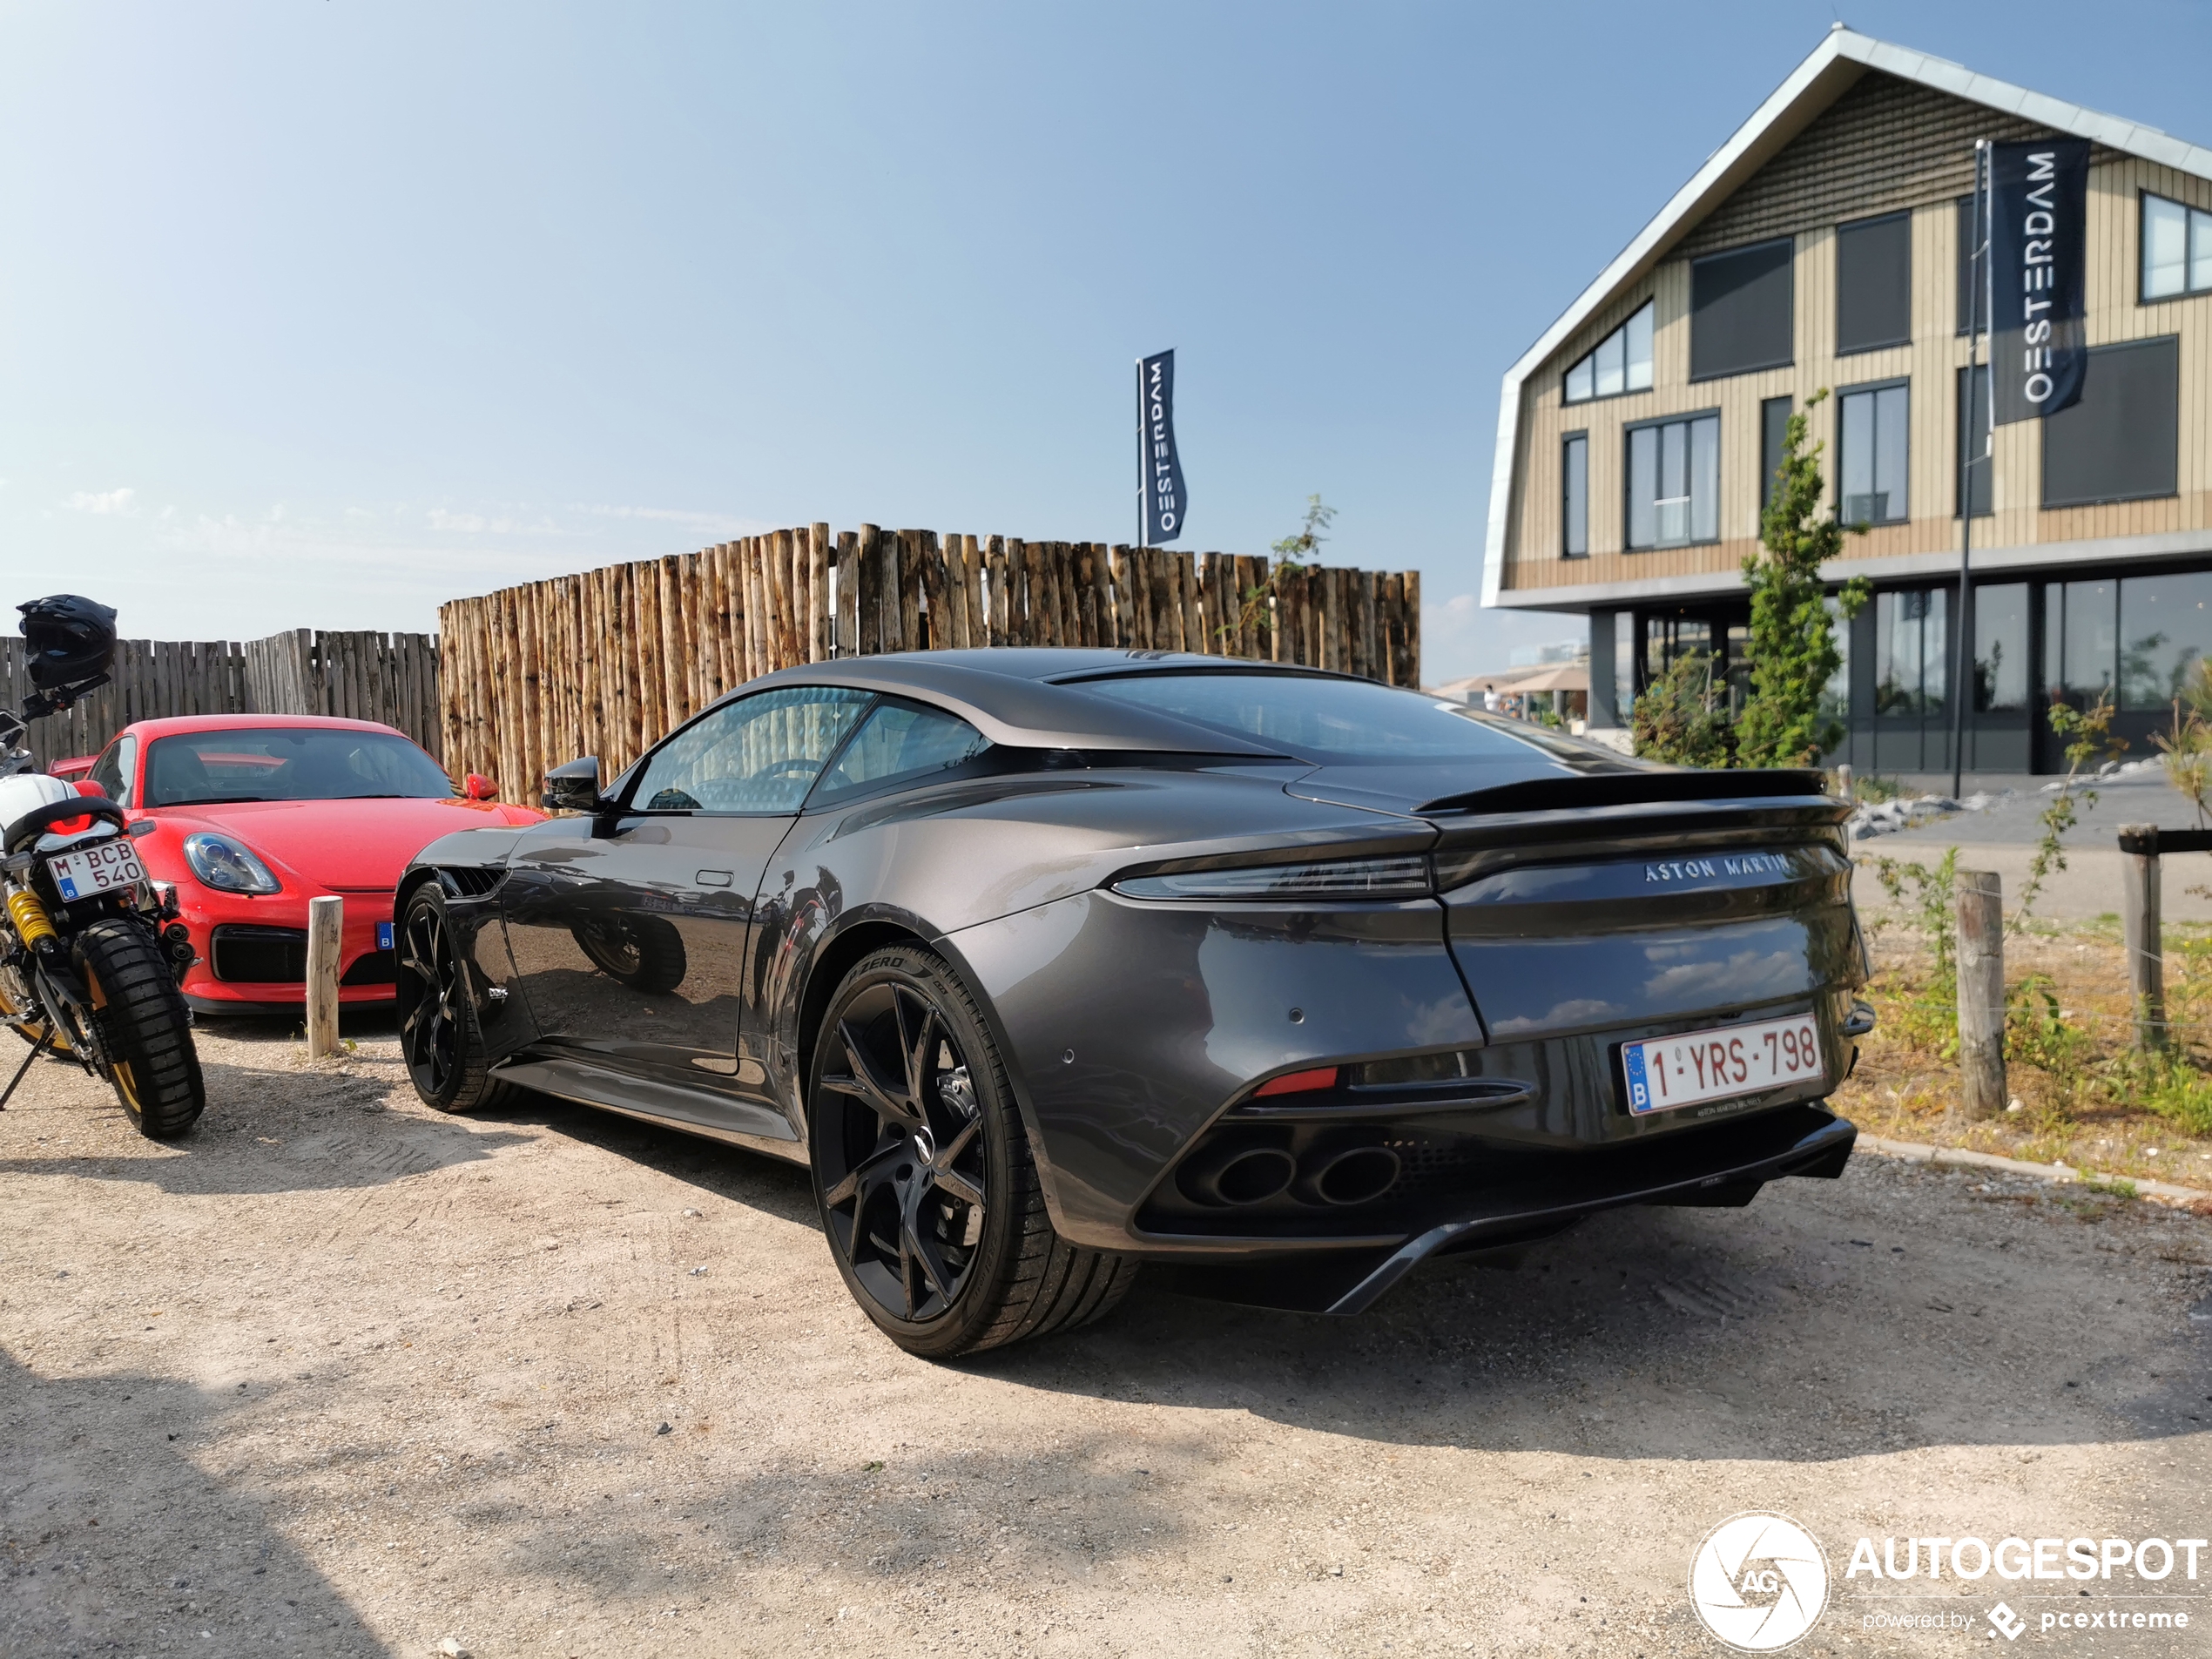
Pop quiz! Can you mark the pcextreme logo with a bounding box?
[1689,1513,1831,1652]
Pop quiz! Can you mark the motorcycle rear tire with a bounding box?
[77,918,205,1139]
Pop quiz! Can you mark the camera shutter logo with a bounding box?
[1689,1513,1830,1651]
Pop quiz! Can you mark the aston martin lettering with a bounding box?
[1644,853,1791,885]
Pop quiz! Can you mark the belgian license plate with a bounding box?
[1622,1013,1824,1115]
[46,840,147,902]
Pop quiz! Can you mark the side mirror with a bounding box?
[541,756,606,814]
[74,779,105,799]
[464,772,499,801]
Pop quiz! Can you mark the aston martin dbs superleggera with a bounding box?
[396,651,1870,1356]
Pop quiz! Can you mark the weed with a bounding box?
[2016,694,2125,927]
[2005,974,2095,1116]
[2117,1050,2212,1137]
[1864,848,1959,1051]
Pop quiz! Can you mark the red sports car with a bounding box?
[78,714,543,1016]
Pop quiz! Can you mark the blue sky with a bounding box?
[4,2,2208,679]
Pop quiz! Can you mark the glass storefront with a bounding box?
[1973,583,2028,712]
[1609,565,2212,773]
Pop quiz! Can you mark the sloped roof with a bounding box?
[1480,26,2212,608]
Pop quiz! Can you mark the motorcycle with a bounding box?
[0,595,204,1137]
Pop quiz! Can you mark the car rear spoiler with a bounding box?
[1417,767,1830,817]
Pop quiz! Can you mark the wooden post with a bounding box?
[306,895,343,1060]
[1953,869,2005,1120]
[2121,824,2167,1050]
[1836,763,1853,801]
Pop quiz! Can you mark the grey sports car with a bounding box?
[396,651,1869,1357]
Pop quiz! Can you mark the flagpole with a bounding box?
[1136,360,1146,550]
[1950,138,1990,801]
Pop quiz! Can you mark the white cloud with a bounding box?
[65,487,137,516]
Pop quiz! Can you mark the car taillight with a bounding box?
[1113,855,1430,900]
[1254,1066,1339,1097]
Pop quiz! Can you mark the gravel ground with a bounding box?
[4,1017,2211,1657]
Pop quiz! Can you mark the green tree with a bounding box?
[1222,495,1335,646]
[1735,390,1870,768]
[1271,494,1334,566]
[1632,648,1735,767]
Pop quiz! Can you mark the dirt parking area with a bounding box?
[4,1020,2212,1658]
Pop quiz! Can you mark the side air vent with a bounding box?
[441,867,506,898]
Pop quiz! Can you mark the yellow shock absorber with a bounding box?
[6,887,58,949]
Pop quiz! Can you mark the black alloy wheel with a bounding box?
[396,884,509,1113]
[817,970,991,1325]
[809,945,1139,1358]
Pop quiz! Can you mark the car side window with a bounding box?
[808,700,990,806]
[630,685,874,814]
[88,737,132,806]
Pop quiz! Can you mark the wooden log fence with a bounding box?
[437,525,1421,804]
[0,630,442,769]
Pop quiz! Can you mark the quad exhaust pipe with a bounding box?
[1177,1138,1402,1208]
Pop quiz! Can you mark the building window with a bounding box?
[1563,301,1653,403]
[2042,579,2117,710]
[1626,413,1719,550]
[1759,395,1793,523]
[1875,588,1948,717]
[2142,193,2212,300]
[1690,238,1793,381]
[1973,582,2027,712]
[2042,336,2179,508]
[1954,365,1991,518]
[2120,570,2212,709]
[2058,572,2212,712]
[1561,433,1588,557]
[1836,211,1912,354]
[1839,381,1909,526]
[1820,596,1851,731]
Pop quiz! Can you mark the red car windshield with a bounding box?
[143,729,455,806]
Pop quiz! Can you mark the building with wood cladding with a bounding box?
[1482,25,2212,773]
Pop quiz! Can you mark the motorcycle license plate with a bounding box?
[1621,1013,1824,1115]
[46,840,147,901]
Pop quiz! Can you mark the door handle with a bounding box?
[697,869,735,887]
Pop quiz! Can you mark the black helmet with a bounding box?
[17,594,118,689]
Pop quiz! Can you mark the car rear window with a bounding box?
[1074,674,1555,761]
[144,729,454,806]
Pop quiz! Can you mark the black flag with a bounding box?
[1990,138,2090,424]
[1139,349,1186,543]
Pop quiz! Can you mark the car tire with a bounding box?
[396,883,512,1114]
[809,944,1138,1359]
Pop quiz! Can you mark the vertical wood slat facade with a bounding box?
[0,631,442,771]
[1503,73,2212,599]
[436,527,1423,800]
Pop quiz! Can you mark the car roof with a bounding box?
[120,713,413,743]
[729,651,1363,755]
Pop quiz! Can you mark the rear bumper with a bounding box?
[1159,1103,1855,1314]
